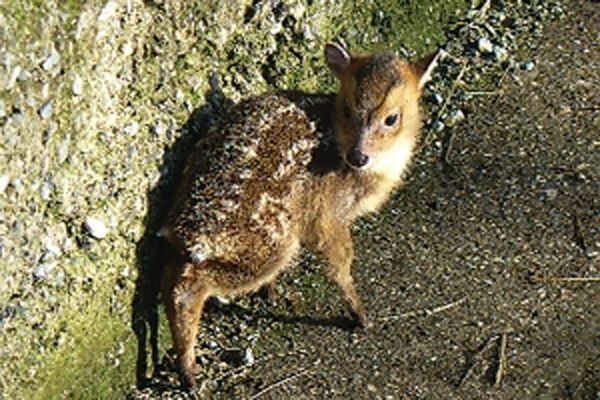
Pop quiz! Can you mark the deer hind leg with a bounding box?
[318,225,370,328]
[163,261,211,390]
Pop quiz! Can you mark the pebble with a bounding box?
[38,100,53,119]
[541,188,558,201]
[124,121,140,136]
[39,181,53,200]
[18,69,31,81]
[33,261,57,280]
[72,75,83,96]
[0,175,9,194]
[493,45,509,62]
[151,121,166,137]
[446,109,465,126]
[7,65,21,89]
[42,48,61,71]
[431,120,445,132]
[244,348,255,365]
[477,37,493,54]
[521,61,535,71]
[433,93,443,105]
[57,139,70,164]
[0,100,5,118]
[11,111,25,125]
[98,1,119,22]
[85,217,109,239]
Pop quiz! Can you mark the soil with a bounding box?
[136,1,599,399]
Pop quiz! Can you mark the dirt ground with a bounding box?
[137,2,599,399]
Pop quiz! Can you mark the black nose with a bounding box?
[346,148,369,168]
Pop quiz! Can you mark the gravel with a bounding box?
[84,217,109,239]
[38,100,53,119]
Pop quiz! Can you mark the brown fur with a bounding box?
[159,43,439,389]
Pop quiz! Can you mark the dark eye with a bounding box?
[343,102,352,119]
[384,113,399,127]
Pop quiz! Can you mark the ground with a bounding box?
[0,0,598,399]
[137,1,599,398]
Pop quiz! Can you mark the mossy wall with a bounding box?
[0,1,467,398]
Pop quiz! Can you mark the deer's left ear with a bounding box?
[412,49,443,91]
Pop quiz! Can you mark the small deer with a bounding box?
[159,42,440,389]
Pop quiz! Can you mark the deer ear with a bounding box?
[413,49,443,90]
[325,42,351,77]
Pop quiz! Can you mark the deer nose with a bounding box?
[346,148,370,169]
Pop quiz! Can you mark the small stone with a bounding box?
[446,109,465,127]
[7,65,21,89]
[0,175,9,194]
[98,1,119,21]
[18,68,31,81]
[72,75,83,96]
[432,120,445,132]
[57,139,70,164]
[0,100,5,118]
[40,181,53,200]
[42,82,50,99]
[244,348,255,365]
[521,61,535,71]
[39,100,53,119]
[151,121,165,137]
[124,122,140,136]
[42,48,61,71]
[11,111,25,125]
[493,45,509,62]
[34,261,57,280]
[433,93,443,105]
[85,216,108,239]
[542,188,558,201]
[477,37,493,54]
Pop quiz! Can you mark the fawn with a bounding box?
[159,41,440,389]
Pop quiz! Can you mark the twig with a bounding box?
[458,334,498,388]
[464,90,503,96]
[476,0,491,21]
[494,331,509,388]
[438,63,468,118]
[250,368,310,399]
[379,297,466,322]
[535,276,600,283]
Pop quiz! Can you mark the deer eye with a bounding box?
[384,113,399,127]
[343,102,352,119]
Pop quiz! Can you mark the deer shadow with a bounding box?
[130,80,347,389]
[130,74,233,388]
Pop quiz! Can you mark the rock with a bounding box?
[0,100,5,118]
[40,181,53,200]
[98,1,119,22]
[72,75,83,95]
[123,122,140,136]
[244,348,255,365]
[432,120,445,132]
[478,37,493,54]
[521,61,535,71]
[33,261,58,280]
[11,111,25,126]
[7,65,21,89]
[38,100,53,119]
[57,138,70,164]
[18,69,31,81]
[446,109,465,126]
[493,45,509,62]
[42,48,61,71]
[84,217,108,239]
[0,175,9,194]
